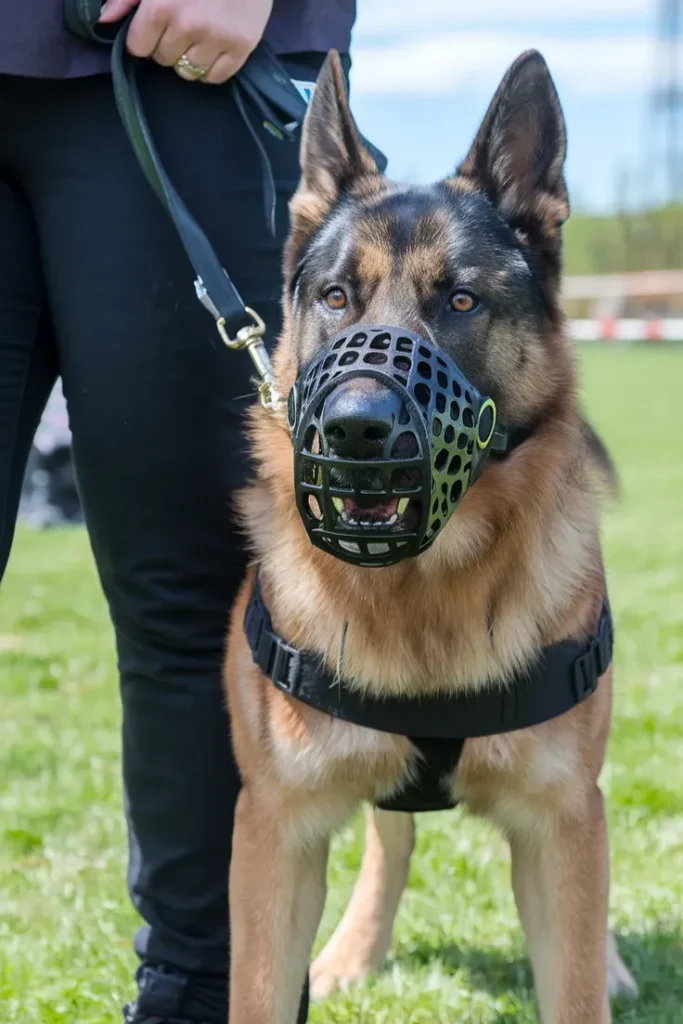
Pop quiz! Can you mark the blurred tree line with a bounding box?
[563,202,683,275]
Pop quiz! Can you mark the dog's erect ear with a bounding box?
[455,51,569,237]
[289,51,381,242]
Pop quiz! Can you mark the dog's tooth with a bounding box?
[388,514,398,525]
[398,498,410,515]
[332,497,344,513]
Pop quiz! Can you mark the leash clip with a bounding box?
[216,307,282,412]
[195,277,282,411]
[215,305,266,350]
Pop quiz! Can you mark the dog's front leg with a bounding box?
[228,785,329,1024]
[509,784,610,1024]
[311,806,414,998]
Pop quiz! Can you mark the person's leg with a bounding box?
[11,64,319,1021]
[0,167,58,580]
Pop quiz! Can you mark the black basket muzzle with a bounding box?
[289,325,499,568]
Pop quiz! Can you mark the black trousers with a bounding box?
[0,58,322,1022]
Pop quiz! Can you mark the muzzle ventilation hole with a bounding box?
[303,425,320,454]
[307,495,322,520]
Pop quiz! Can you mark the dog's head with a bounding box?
[281,47,570,408]
[255,50,581,577]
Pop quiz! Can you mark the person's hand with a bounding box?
[99,0,274,83]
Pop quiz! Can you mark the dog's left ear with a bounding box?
[455,50,569,246]
[288,51,380,247]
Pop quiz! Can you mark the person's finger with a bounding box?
[98,0,139,22]
[202,41,253,85]
[151,24,195,67]
[172,41,218,80]
[125,2,169,58]
[201,52,241,85]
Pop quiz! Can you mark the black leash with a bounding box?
[64,1,386,408]
[109,22,264,338]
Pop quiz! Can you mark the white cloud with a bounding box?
[351,32,655,96]
[354,0,652,37]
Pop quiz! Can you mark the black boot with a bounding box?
[122,963,309,1023]
[122,964,221,1024]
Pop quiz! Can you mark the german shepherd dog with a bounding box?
[224,50,637,1023]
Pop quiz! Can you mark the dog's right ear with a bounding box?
[289,51,380,245]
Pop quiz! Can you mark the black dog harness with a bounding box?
[245,579,613,812]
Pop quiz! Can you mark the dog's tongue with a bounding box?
[344,497,398,521]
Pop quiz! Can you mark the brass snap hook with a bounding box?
[216,308,282,411]
[216,306,266,350]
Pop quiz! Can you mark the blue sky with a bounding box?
[348,0,679,212]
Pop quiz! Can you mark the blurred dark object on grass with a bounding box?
[19,380,83,529]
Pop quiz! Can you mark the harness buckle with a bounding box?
[594,607,613,678]
[573,649,597,700]
[271,640,302,693]
[572,608,612,701]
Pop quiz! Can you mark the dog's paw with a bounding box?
[607,932,638,1000]
[310,950,372,1000]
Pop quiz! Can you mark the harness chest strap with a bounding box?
[244,577,613,812]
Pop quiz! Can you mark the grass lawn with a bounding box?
[1,347,682,1023]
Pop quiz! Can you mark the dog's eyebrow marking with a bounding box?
[447,264,484,285]
[307,211,357,278]
[355,238,393,282]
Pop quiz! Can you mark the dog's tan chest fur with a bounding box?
[245,421,604,705]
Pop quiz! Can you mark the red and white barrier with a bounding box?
[569,319,683,343]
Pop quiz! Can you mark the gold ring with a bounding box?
[174,54,209,81]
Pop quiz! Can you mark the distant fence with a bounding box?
[563,270,683,323]
[563,270,683,304]
[568,319,683,343]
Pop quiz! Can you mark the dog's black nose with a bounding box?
[321,380,402,458]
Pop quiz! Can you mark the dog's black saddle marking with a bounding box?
[244,576,612,813]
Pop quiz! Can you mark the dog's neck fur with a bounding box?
[239,361,605,699]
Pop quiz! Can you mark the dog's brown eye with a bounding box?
[450,290,478,313]
[324,287,347,311]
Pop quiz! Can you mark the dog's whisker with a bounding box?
[334,621,349,682]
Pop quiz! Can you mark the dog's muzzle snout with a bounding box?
[288,325,502,568]
[320,380,403,460]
